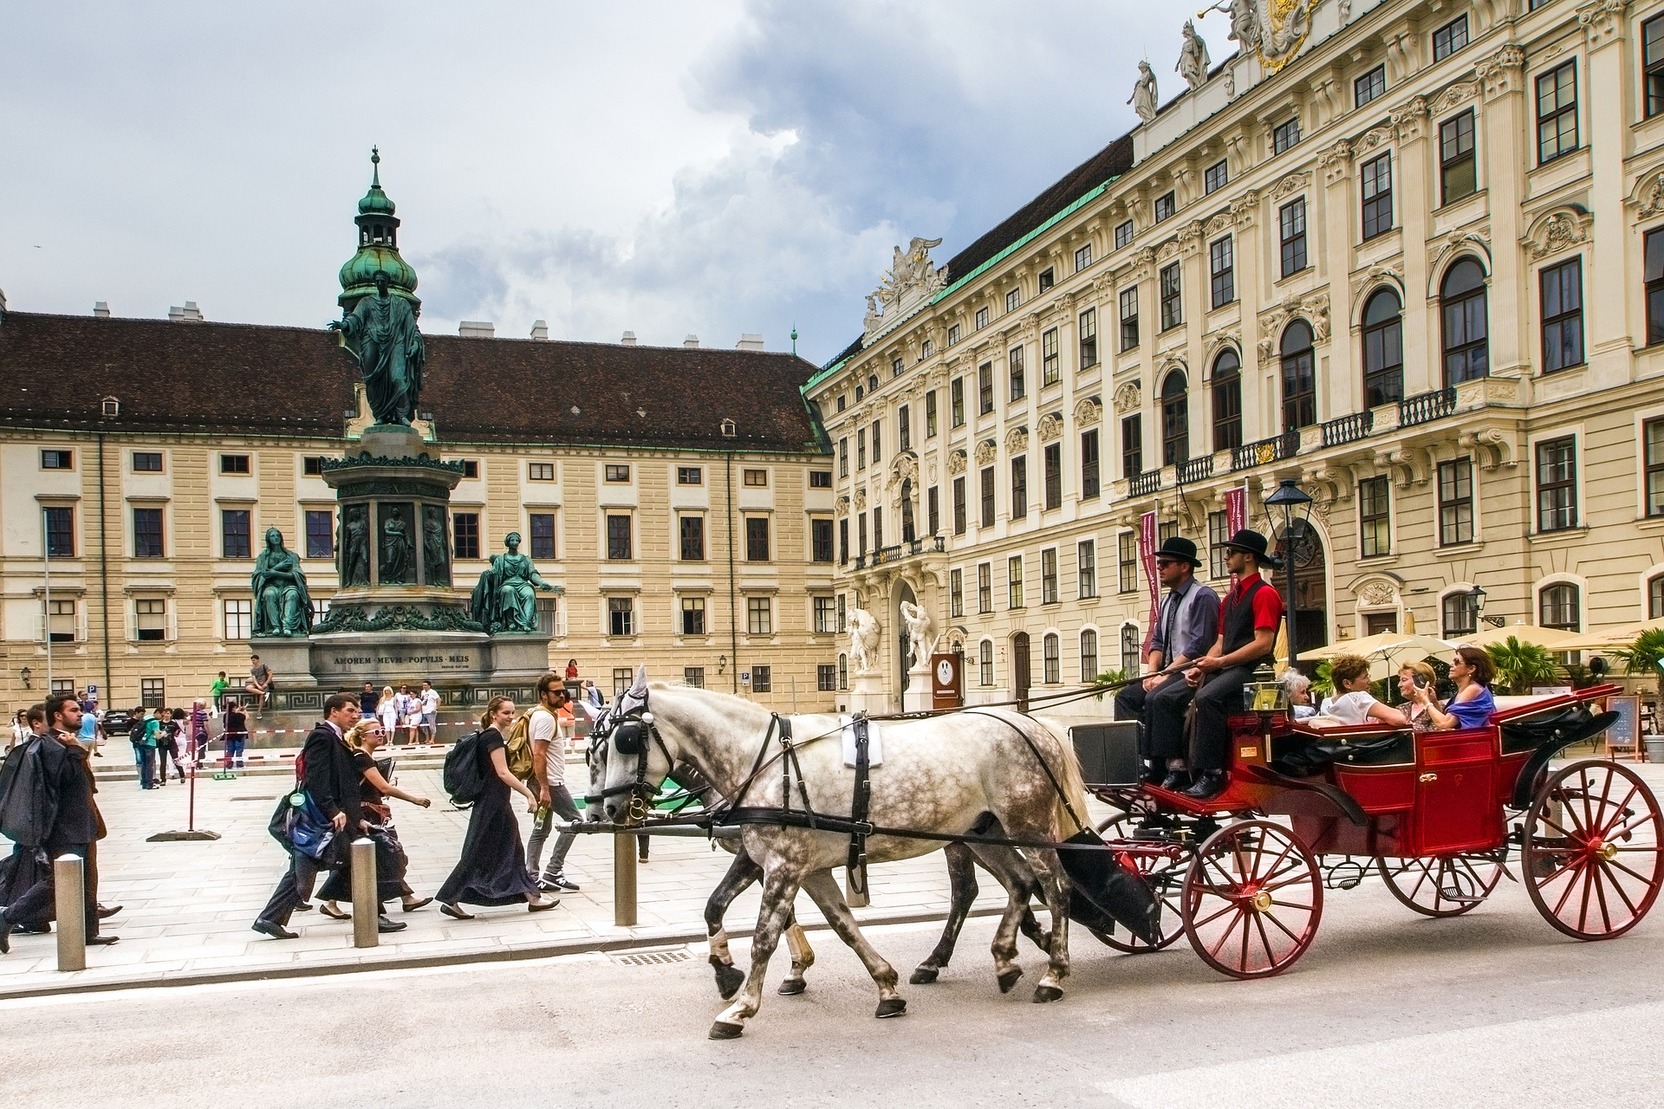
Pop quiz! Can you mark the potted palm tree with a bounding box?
[1610,628,1664,761]
[1484,636,1561,695]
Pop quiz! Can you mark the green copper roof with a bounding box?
[339,149,419,309]
[358,147,396,215]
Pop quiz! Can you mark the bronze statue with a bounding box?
[330,270,426,426]
[338,506,370,588]
[469,532,556,633]
[422,505,450,587]
[380,507,414,584]
[251,528,312,636]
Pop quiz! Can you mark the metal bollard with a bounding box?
[613,832,638,927]
[350,838,378,949]
[54,854,86,972]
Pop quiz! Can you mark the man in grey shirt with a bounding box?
[525,672,581,892]
[1114,537,1221,786]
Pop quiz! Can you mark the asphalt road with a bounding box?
[4,872,1659,1108]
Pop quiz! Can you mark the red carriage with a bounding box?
[1083,683,1664,979]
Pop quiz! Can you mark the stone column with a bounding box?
[1578,3,1635,385]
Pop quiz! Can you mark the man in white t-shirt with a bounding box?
[418,680,440,744]
[525,672,581,892]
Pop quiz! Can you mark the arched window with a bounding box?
[1119,623,1141,676]
[1441,257,1489,385]
[867,374,879,392]
[978,639,995,686]
[1042,633,1061,683]
[1539,582,1581,630]
[1651,574,1664,620]
[1079,629,1099,682]
[1211,349,1242,451]
[1281,320,1316,432]
[1160,371,1189,466]
[1442,591,1478,638]
[1361,288,1404,407]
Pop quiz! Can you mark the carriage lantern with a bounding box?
[1264,478,1314,667]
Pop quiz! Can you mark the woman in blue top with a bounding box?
[1412,645,1497,731]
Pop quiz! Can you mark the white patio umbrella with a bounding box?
[1462,622,1587,650]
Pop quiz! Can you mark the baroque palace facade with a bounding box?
[809,0,1664,712]
[0,170,838,716]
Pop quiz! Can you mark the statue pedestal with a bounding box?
[903,665,933,713]
[846,673,887,715]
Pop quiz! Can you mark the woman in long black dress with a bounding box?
[317,719,434,921]
[438,697,560,919]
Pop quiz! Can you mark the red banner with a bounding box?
[1225,485,1247,536]
[1139,511,1159,655]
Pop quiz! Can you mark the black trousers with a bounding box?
[2,841,98,936]
[1143,673,1202,761]
[1189,664,1258,772]
[257,850,328,927]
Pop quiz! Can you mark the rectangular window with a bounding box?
[1119,286,1139,351]
[41,449,73,470]
[978,362,994,414]
[838,438,849,478]
[1540,257,1584,373]
[1438,458,1474,545]
[980,467,995,528]
[219,453,250,475]
[604,464,630,482]
[1355,64,1386,108]
[608,597,634,637]
[1279,198,1308,278]
[1038,267,1055,292]
[950,568,965,618]
[858,512,867,555]
[814,595,838,634]
[810,470,832,488]
[1204,159,1228,194]
[612,668,634,698]
[975,306,990,330]
[1041,548,1058,604]
[307,508,339,557]
[132,451,163,473]
[1008,347,1025,402]
[529,462,555,481]
[679,514,705,561]
[1121,414,1143,479]
[221,508,251,559]
[1080,629,1099,682]
[871,419,882,463]
[1273,117,1301,154]
[1360,153,1393,239]
[1006,288,1021,313]
[529,512,556,560]
[303,456,324,476]
[1074,243,1093,272]
[978,562,993,613]
[1078,539,1097,599]
[751,665,772,694]
[1536,436,1578,532]
[606,514,632,560]
[742,468,768,488]
[1078,307,1098,368]
[1081,429,1100,499]
[1536,62,1578,164]
[1159,263,1182,331]
[136,598,167,642]
[1647,13,1664,119]
[1043,443,1062,511]
[1209,236,1235,308]
[132,507,164,559]
[872,506,883,550]
[898,405,911,452]
[453,512,480,560]
[927,485,939,536]
[857,429,867,470]
[746,596,772,635]
[892,356,905,378]
[1010,456,1028,520]
[223,598,251,641]
[811,518,834,562]
[839,518,849,563]
[979,641,994,687]
[140,678,166,710]
[1008,556,1024,609]
[1154,191,1175,223]
[1358,476,1391,558]
[925,391,938,437]
[1208,510,1229,579]
[1439,111,1477,205]
[745,517,770,562]
[948,323,962,345]
[1649,229,1664,346]
[44,505,75,559]
[1114,219,1134,250]
[460,461,479,479]
[1041,328,1059,386]
[1432,14,1469,62]
[686,667,707,689]
[953,476,967,535]
[677,465,703,485]
[816,664,836,692]
[1118,532,1138,593]
[680,596,706,636]
[1645,419,1664,517]
[951,377,966,426]
[44,599,75,643]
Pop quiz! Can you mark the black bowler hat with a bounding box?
[1222,528,1283,569]
[1153,536,1202,568]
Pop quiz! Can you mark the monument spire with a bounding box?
[337,148,419,314]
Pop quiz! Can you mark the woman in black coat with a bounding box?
[317,719,434,920]
[437,697,559,918]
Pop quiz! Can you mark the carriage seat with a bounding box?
[1272,719,1414,777]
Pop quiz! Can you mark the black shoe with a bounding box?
[401,896,433,913]
[251,919,298,940]
[1139,763,1165,786]
[96,904,123,920]
[14,922,50,935]
[1181,771,1229,800]
[1159,770,1192,792]
[376,916,407,934]
[87,935,120,946]
[0,915,11,954]
[440,902,474,920]
[540,873,580,893]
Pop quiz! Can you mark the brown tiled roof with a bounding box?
[0,312,825,453]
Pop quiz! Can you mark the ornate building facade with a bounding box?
[808,0,1664,713]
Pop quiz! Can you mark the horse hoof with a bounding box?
[777,977,807,996]
[909,966,941,985]
[1032,984,1064,1004]
[714,964,745,1000]
[875,997,907,1019]
[709,1021,745,1040]
[997,967,1023,994]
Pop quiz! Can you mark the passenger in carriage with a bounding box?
[1311,655,1410,728]
[1411,646,1496,731]
[1396,662,1443,732]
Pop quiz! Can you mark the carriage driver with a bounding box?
[1113,536,1220,788]
[1150,528,1285,800]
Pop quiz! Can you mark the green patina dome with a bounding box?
[338,148,420,310]
[338,246,418,298]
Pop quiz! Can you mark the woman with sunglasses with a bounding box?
[1410,646,1496,731]
[316,719,434,921]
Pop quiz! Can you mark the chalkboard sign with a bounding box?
[1608,695,1640,748]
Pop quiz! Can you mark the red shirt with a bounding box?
[1226,572,1284,632]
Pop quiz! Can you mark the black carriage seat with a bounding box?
[1272,720,1414,778]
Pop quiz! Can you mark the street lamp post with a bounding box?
[1264,478,1314,668]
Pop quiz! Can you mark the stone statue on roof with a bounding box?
[330,269,427,426]
[1177,20,1211,90]
[1129,60,1158,124]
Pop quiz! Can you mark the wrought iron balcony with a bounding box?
[1398,386,1457,428]
[1231,430,1300,472]
[854,535,946,570]
[1177,455,1214,485]
[1128,469,1162,497]
[1320,410,1374,448]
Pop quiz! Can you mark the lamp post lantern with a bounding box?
[1264,478,1314,667]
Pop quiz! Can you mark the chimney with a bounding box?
[620,331,637,346]
[93,301,111,318]
[529,320,549,341]
[736,333,764,351]
[458,320,495,339]
[683,334,700,348]
[168,301,204,322]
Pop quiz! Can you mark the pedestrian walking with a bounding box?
[143,708,167,788]
[221,700,249,769]
[189,700,210,765]
[525,674,581,893]
[316,719,433,921]
[162,708,187,783]
[436,697,560,919]
[9,709,30,752]
[418,680,440,745]
[76,707,103,758]
[127,706,155,790]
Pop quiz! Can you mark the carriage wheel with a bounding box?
[1522,760,1664,940]
[1091,814,1185,953]
[1181,820,1323,979]
[1376,853,1505,918]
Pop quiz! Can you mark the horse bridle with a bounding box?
[583,691,676,824]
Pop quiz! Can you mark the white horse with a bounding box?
[598,680,1087,1039]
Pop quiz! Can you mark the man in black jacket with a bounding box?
[251,692,365,939]
[0,693,114,953]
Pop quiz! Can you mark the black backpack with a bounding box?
[0,738,57,847]
[442,731,487,806]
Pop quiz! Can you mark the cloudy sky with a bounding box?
[2,1,1222,365]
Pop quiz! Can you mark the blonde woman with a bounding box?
[1396,662,1442,732]
[316,719,433,921]
[375,685,398,742]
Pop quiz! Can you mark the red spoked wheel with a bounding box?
[1522,760,1664,940]
[1181,819,1323,979]
[1092,813,1186,953]
[1376,853,1505,918]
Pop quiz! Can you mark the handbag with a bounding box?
[284,789,338,862]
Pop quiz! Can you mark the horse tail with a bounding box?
[1031,714,1090,839]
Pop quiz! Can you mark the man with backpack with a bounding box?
[523,673,581,893]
